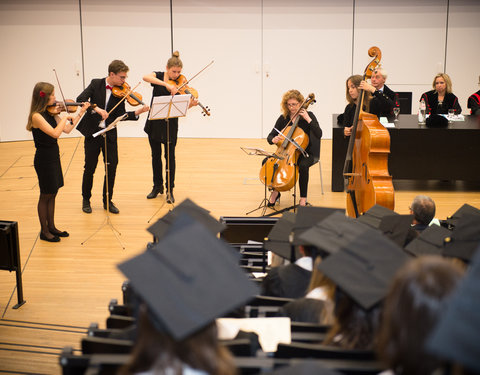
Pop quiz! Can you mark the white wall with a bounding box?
[1,0,479,142]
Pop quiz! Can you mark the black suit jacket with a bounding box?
[76,78,137,140]
[369,84,396,117]
[260,263,311,299]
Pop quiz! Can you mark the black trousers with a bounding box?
[298,154,316,198]
[148,135,175,191]
[82,134,118,202]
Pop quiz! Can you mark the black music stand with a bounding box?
[241,147,283,216]
[147,94,190,222]
[81,114,128,249]
[0,220,26,309]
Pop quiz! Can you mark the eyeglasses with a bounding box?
[287,102,300,107]
[116,74,128,80]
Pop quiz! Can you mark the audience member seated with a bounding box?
[426,251,480,374]
[278,256,335,324]
[117,217,258,375]
[369,67,397,117]
[317,228,411,350]
[467,75,480,115]
[376,256,465,375]
[261,245,315,299]
[420,73,462,115]
[409,195,436,233]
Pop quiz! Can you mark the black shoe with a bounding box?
[40,232,60,242]
[147,186,163,199]
[82,199,92,213]
[267,191,281,207]
[166,191,175,204]
[49,229,69,237]
[104,201,120,214]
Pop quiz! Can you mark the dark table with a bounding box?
[331,114,480,192]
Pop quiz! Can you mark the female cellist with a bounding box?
[266,89,322,207]
[143,51,198,204]
[26,82,90,242]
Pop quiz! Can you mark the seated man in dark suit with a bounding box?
[368,67,397,117]
[261,245,315,299]
[409,195,436,232]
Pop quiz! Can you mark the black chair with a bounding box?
[106,315,135,329]
[81,336,133,355]
[290,321,330,333]
[108,299,130,316]
[244,295,294,317]
[396,91,412,114]
[274,342,376,361]
[59,347,128,375]
[219,217,278,243]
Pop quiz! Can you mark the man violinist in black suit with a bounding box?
[77,60,149,214]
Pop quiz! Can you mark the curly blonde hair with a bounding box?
[281,89,304,118]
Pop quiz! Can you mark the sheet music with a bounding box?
[149,94,191,120]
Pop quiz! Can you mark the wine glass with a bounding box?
[448,109,455,123]
[393,106,400,121]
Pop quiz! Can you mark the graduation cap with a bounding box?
[379,214,416,247]
[291,206,345,246]
[147,198,225,240]
[317,228,411,310]
[356,204,396,229]
[426,114,448,128]
[270,360,342,375]
[264,211,300,261]
[443,203,480,229]
[298,211,371,255]
[443,213,480,262]
[426,246,480,373]
[119,219,259,341]
[404,224,451,257]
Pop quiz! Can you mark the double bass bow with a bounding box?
[259,93,316,192]
[343,46,394,218]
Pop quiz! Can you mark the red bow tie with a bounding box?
[106,85,112,90]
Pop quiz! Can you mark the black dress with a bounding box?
[420,90,462,115]
[32,112,64,194]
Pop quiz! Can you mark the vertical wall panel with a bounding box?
[446,0,480,112]
[79,0,171,137]
[263,0,353,139]
[173,0,262,138]
[0,0,82,142]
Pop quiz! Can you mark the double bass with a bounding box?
[343,47,394,217]
[259,93,316,192]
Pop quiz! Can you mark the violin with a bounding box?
[111,82,145,106]
[167,74,211,116]
[259,93,316,192]
[47,100,96,115]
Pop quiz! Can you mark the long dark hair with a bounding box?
[26,82,54,131]
[324,288,381,350]
[376,256,464,375]
[118,306,237,375]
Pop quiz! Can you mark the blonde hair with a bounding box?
[433,73,453,93]
[346,75,363,104]
[281,89,304,118]
[167,51,183,69]
[26,82,54,131]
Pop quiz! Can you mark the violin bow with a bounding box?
[52,69,73,124]
[175,60,214,92]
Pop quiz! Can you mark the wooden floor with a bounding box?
[0,137,479,374]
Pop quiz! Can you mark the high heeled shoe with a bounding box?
[267,191,281,207]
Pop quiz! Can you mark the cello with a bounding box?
[259,93,316,192]
[343,47,394,218]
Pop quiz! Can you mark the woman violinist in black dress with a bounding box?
[26,82,89,242]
